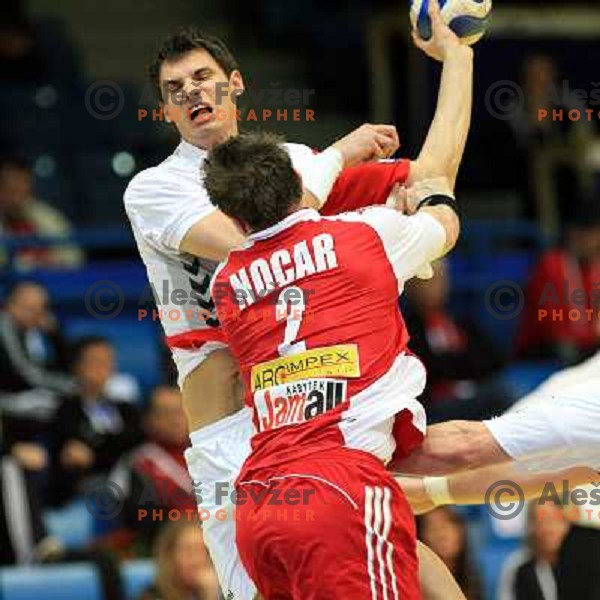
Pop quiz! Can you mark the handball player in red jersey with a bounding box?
[124,1,472,596]
[205,132,460,599]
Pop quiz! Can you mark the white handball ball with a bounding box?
[410,0,492,46]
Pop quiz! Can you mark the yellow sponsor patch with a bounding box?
[251,344,360,391]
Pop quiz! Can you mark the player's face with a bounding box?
[159,49,244,149]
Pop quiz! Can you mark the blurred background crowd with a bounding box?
[1,0,600,598]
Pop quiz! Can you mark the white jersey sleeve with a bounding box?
[124,164,217,252]
[485,391,600,472]
[356,206,447,285]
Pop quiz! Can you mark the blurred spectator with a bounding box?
[0,156,83,269]
[0,448,55,565]
[108,386,194,555]
[475,53,593,231]
[0,2,49,83]
[47,336,142,506]
[515,199,600,364]
[0,446,125,599]
[406,260,514,423]
[0,281,74,454]
[498,501,570,600]
[555,490,600,600]
[518,55,593,231]
[418,507,482,600]
[139,520,219,600]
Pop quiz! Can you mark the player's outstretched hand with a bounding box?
[412,0,467,62]
[332,123,399,167]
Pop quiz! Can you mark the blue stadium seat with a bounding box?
[122,560,155,600]
[503,362,560,398]
[31,261,146,303]
[478,544,521,600]
[63,316,162,394]
[0,564,101,600]
[44,498,95,548]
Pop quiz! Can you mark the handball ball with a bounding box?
[410,0,492,46]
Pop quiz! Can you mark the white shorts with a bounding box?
[184,408,255,600]
[172,341,228,388]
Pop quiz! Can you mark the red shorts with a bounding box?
[235,447,420,600]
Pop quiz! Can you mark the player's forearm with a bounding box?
[410,45,473,188]
[393,420,508,476]
[422,464,598,511]
[448,464,598,505]
[398,464,598,515]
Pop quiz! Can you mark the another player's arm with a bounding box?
[180,210,245,260]
[181,123,400,258]
[403,177,460,257]
[397,462,599,515]
[392,420,507,476]
[407,0,474,189]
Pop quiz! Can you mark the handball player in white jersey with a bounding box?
[124,11,473,598]
[396,349,600,512]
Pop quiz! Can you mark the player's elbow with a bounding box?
[422,206,460,256]
[442,212,460,254]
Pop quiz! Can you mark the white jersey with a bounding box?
[124,139,318,384]
[485,351,600,473]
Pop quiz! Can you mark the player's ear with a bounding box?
[230,70,245,100]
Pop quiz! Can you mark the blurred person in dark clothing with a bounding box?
[0,156,83,269]
[406,260,513,423]
[107,386,195,556]
[47,336,142,506]
[418,507,483,600]
[139,520,219,600]
[0,444,125,600]
[515,199,600,364]
[0,281,74,461]
[0,2,49,83]
[498,501,570,600]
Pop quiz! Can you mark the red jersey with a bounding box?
[212,206,445,469]
[165,159,410,352]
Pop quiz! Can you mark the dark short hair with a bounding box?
[70,335,113,368]
[4,280,45,304]
[148,28,239,101]
[0,155,31,173]
[204,132,303,232]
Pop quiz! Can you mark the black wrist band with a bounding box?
[416,194,459,216]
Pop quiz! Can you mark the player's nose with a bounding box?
[183,80,204,103]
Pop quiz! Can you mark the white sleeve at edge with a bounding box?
[359,207,447,283]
